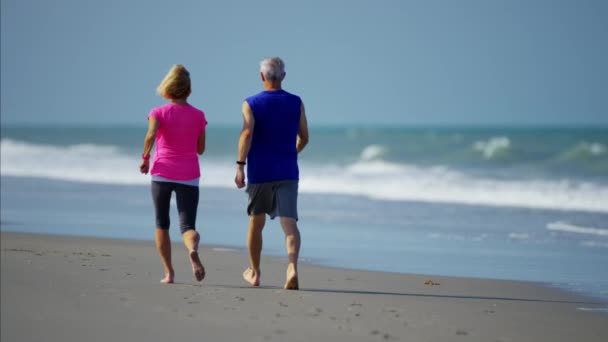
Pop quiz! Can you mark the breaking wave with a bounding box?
[2,138,608,213]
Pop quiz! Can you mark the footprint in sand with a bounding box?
[370,330,396,340]
[307,307,323,317]
[382,307,404,319]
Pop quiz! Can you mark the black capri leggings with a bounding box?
[151,181,199,234]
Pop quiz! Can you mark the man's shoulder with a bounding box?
[253,90,301,101]
[281,90,302,101]
[245,91,266,103]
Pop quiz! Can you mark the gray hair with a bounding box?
[260,57,286,82]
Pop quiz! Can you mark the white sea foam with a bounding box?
[300,160,608,213]
[473,136,510,159]
[2,139,608,213]
[360,144,386,161]
[576,142,606,156]
[577,307,608,313]
[0,139,147,185]
[211,247,238,252]
[508,233,530,240]
[546,221,608,237]
[559,141,607,160]
[580,241,608,248]
[428,233,466,241]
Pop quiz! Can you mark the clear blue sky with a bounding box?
[1,0,607,126]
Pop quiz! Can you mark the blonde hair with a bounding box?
[156,64,191,100]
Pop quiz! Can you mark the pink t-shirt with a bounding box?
[148,103,208,181]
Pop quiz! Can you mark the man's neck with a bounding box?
[263,82,282,91]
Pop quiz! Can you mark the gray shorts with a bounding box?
[246,180,298,221]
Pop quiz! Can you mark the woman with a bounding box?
[140,64,207,284]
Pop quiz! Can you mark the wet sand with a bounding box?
[1,232,607,341]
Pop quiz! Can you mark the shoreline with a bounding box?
[2,228,608,305]
[2,231,607,341]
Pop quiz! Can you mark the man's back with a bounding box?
[245,89,302,184]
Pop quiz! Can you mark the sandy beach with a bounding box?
[1,231,606,342]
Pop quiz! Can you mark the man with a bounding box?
[235,57,309,290]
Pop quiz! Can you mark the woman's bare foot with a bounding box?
[189,251,205,282]
[284,264,298,290]
[242,267,260,286]
[160,273,174,284]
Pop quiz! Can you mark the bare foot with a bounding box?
[284,264,299,290]
[189,251,205,282]
[242,267,260,287]
[160,273,174,284]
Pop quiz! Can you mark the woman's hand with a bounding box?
[140,159,150,174]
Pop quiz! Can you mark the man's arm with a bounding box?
[235,101,255,188]
[296,101,309,153]
[140,117,159,174]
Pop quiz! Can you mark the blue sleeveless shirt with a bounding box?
[245,89,302,184]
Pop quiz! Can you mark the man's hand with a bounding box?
[235,166,246,188]
[140,159,150,174]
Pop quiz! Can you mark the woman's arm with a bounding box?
[197,130,206,155]
[140,117,159,174]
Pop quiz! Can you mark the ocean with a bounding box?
[1,125,607,302]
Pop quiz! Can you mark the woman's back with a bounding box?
[149,103,207,180]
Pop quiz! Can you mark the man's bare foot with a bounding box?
[242,267,260,286]
[160,273,174,284]
[284,264,298,290]
[189,251,205,282]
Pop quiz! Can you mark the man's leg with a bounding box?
[155,228,174,284]
[280,217,301,290]
[243,213,265,286]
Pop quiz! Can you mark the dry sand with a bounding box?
[1,232,607,341]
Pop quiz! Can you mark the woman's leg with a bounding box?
[176,184,205,281]
[151,181,174,283]
[155,229,174,283]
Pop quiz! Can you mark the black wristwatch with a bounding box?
[236,161,246,165]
